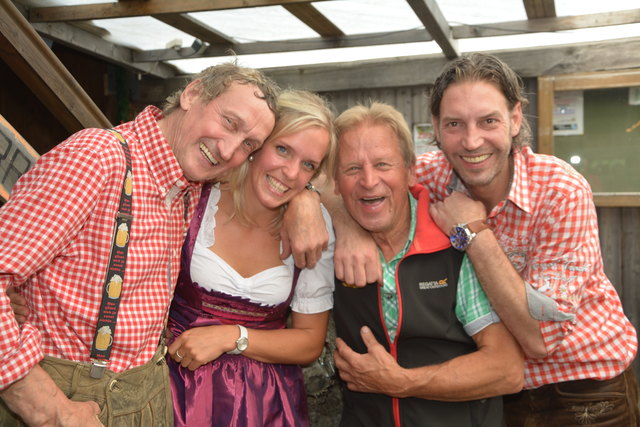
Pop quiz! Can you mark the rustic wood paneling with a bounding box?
[321,85,431,132]
[597,206,640,374]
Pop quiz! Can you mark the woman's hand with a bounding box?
[168,324,237,371]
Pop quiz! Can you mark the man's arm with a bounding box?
[429,191,555,359]
[0,365,102,426]
[281,188,327,269]
[334,324,523,401]
[320,183,381,287]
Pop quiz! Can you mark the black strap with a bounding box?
[89,129,133,378]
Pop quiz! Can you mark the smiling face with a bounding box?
[164,81,276,182]
[335,123,416,242]
[248,126,330,210]
[433,80,522,206]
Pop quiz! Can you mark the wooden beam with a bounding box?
[406,0,459,59]
[133,28,435,61]
[31,21,177,79]
[131,9,640,62]
[454,10,640,38]
[153,14,234,44]
[259,37,640,93]
[0,0,111,133]
[283,3,344,37]
[523,0,556,19]
[30,0,332,22]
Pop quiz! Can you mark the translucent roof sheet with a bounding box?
[15,0,640,73]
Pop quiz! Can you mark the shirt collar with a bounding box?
[446,147,532,216]
[507,146,532,214]
[378,191,417,266]
[133,106,196,197]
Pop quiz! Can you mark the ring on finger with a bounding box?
[176,349,183,359]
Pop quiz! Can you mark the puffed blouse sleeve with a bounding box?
[284,205,335,314]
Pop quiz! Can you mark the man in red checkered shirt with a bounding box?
[326,53,638,426]
[0,63,284,426]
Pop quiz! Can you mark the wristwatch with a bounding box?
[226,325,249,355]
[449,220,490,251]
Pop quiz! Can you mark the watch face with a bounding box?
[450,226,471,251]
[237,337,249,352]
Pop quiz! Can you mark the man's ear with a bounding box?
[431,116,440,140]
[510,102,523,137]
[408,163,417,187]
[180,79,202,111]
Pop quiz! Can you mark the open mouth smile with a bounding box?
[462,154,490,164]
[267,175,289,194]
[200,142,219,166]
[360,196,385,205]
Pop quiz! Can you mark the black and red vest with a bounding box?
[334,185,503,427]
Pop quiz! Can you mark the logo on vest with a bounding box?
[418,278,448,290]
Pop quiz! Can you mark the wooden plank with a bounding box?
[31,21,177,79]
[263,38,640,93]
[133,29,435,61]
[0,0,111,133]
[621,208,640,327]
[325,91,348,115]
[283,3,343,37]
[523,0,556,19]
[153,14,234,44]
[593,194,640,207]
[551,69,640,91]
[597,207,622,295]
[536,76,554,155]
[396,87,414,128]
[406,0,459,59]
[453,10,640,39]
[411,86,429,127]
[30,0,332,22]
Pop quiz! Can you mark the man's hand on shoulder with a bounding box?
[334,223,381,287]
[429,191,487,234]
[281,188,328,269]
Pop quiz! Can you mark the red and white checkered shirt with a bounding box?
[0,106,201,389]
[416,146,637,389]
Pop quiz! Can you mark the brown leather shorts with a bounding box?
[504,367,640,426]
[0,344,173,427]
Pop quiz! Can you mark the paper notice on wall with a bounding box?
[553,90,584,136]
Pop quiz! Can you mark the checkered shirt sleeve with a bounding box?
[455,255,500,336]
[0,132,119,389]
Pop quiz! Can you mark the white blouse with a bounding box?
[190,185,335,314]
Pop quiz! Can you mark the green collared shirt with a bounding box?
[379,192,498,342]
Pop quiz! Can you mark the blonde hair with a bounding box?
[226,89,336,228]
[333,102,415,177]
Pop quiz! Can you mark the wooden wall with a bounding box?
[598,206,640,372]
